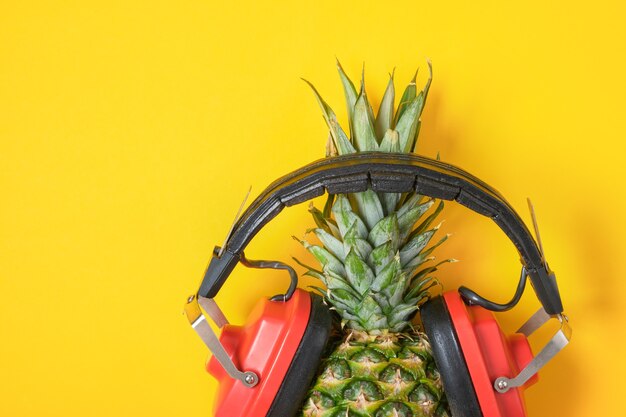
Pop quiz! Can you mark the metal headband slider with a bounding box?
[198,248,240,298]
[529,265,564,315]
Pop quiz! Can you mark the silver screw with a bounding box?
[497,380,508,390]
[245,374,255,385]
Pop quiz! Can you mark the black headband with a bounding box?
[198,152,563,315]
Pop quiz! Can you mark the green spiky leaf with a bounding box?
[303,269,325,281]
[370,254,402,293]
[323,193,335,218]
[329,288,360,312]
[306,285,328,298]
[343,223,374,260]
[395,69,417,124]
[324,269,360,294]
[412,200,445,237]
[314,228,346,261]
[336,59,358,131]
[350,189,384,230]
[368,214,400,251]
[379,129,400,153]
[344,249,375,295]
[352,84,379,151]
[375,71,395,139]
[389,304,420,328]
[399,229,437,266]
[403,234,450,274]
[302,78,355,155]
[378,129,402,216]
[422,60,433,117]
[301,240,345,277]
[398,201,435,240]
[333,120,356,155]
[291,256,323,275]
[332,195,368,239]
[308,204,333,236]
[410,120,423,153]
[354,295,386,328]
[396,91,424,152]
[387,271,410,306]
[367,241,395,275]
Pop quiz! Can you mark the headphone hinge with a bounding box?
[183,294,259,388]
[494,308,571,393]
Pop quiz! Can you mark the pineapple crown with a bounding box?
[296,61,452,334]
[302,59,432,156]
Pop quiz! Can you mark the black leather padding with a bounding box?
[421,296,483,417]
[266,292,332,417]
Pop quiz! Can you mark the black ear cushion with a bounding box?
[421,295,483,417]
[266,292,333,417]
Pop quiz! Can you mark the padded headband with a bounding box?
[198,153,563,315]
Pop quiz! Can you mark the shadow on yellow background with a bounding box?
[2,1,625,416]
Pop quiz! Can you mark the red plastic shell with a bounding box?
[444,291,538,417]
[206,289,311,417]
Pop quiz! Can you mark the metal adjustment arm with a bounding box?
[184,294,259,388]
[493,198,572,393]
[494,308,572,393]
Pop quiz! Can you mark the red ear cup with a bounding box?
[206,289,332,417]
[421,295,482,417]
[266,292,332,416]
[423,291,538,417]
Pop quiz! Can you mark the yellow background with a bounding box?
[1,1,624,416]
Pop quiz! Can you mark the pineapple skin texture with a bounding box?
[301,330,449,417]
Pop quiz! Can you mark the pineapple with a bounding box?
[297,61,452,417]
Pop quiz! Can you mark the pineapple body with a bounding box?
[302,330,449,417]
[298,61,452,417]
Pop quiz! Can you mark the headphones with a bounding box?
[184,152,571,417]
